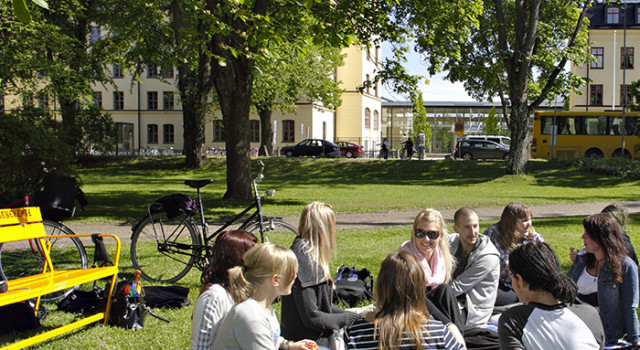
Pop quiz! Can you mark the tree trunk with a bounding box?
[259,107,273,156]
[506,101,530,174]
[60,98,82,154]
[182,96,207,168]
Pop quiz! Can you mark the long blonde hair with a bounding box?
[374,250,430,350]
[497,202,534,249]
[411,208,453,283]
[298,201,336,281]
[227,243,298,302]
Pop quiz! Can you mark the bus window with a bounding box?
[625,116,638,135]
[586,117,607,135]
[541,116,553,134]
[611,117,623,135]
[574,116,587,135]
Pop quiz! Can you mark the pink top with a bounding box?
[400,240,446,289]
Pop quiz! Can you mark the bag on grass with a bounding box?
[0,298,47,334]
[108,270,170,330]
[332,265,373,307]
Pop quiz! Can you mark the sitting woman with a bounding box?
[346,250,464,349]
[499,241,604,349]
[191,230,258,350]
[483,202,543,306]
[214,243,316,350]
[567,213,640,346]
[281,202,361,350]
[399,208,465,330]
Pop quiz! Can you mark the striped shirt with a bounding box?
[191,284,234,350]
[346,317,464,350]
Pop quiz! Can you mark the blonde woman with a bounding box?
[483,202,543,306]
[400,208,465,331]
[213,243,316,350]
[346,250,464,349]
[281,202,361,350]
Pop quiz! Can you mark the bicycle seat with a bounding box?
[184,179,214,189]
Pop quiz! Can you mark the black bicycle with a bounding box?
[130,161,298,283]
[0,169,89,301]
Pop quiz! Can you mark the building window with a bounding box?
[637,7,640,24]
[374,110,379,130]
[147,64,157,78]
[621,47,634,69]
[114,91,124,110]
[621,84,632,106]
[91,26,101,43]
[213,120,225,141]
[147,91,158,110]
[365,74,370,95]
[282,120,294,142]
[163,92,174,110]
[93,91,102,108]
[163,124,174,144]
[113,64,123,78]
[607,7,620,24]
[22,95,33,107]
[591,47,604,69]
[38,94,48,110]
[147,124,158,144]
[160,66,173,78]
[364,108,371,129]
[590,85,603,106]
[250,120,259,142]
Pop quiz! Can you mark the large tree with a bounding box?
[392,0,592,174]
[252,40,344,156]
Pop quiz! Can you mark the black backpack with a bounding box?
[332,265,373,307]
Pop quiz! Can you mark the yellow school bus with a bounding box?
[532,111,640,159]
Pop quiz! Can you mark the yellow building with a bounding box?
[570,3,640,111]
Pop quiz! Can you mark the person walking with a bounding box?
[417,131,426,160]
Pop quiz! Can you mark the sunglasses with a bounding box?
[414,229,439,240]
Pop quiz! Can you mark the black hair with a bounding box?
[509,241,578,303]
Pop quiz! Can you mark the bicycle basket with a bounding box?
[31,174,79,221]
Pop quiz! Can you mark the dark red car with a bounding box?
[335,141,364,158]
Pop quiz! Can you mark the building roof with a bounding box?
[588,2,640,29]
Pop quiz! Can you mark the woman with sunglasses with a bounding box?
[281,202,361,350]
[400,208,465,331]
[566,213,640,346]
[483,202,543,306]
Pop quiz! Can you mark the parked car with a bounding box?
[280,139,341,158]
[335,141,364,158]
[454,139,509,160]
[461,135,511,147]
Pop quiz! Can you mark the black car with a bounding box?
[454,140,509,160]
[280,139,341,158]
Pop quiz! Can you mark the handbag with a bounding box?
[108,270,169,329]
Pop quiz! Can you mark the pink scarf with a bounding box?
[400,240,446,289]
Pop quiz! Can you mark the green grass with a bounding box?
[2,156,640,348]
[4,214,639,349]
[73,157,640,222]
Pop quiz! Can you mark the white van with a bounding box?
[461,135,511,147]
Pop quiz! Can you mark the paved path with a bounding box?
[66,200,640,243]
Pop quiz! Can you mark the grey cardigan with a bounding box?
[280,237,360,349]
[448,233,500,326]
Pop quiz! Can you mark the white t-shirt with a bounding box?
[214,298,281,350]
[191,284,235,350]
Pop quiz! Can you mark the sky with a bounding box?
[380,43,475,102]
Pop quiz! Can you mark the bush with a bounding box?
[568,157,640,179]
[0,107,73,201]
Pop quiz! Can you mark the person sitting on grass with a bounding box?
[566,213,639,347]
[499,241,604,349]
[400,208,466,331]
[191,230,258,350]
[484,202,543,306]
[214,243,316,350]
[448,207,500,326]
[346,250,465,349]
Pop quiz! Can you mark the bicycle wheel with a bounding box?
[0,220,88,301]
[131,211,201,283]
[245,219,299,248]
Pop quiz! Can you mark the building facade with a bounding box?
[570,2,640,111]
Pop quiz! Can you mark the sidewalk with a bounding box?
[66,200,640,243]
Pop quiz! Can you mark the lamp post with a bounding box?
[621,2,627,156]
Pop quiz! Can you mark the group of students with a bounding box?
[189,200,639,350]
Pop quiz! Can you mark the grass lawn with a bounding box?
[2,157,639,348]
[73,157,640,223]
[4,213,640,349]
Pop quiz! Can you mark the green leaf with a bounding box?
[14,0,32,24]
[32,0,49,9]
